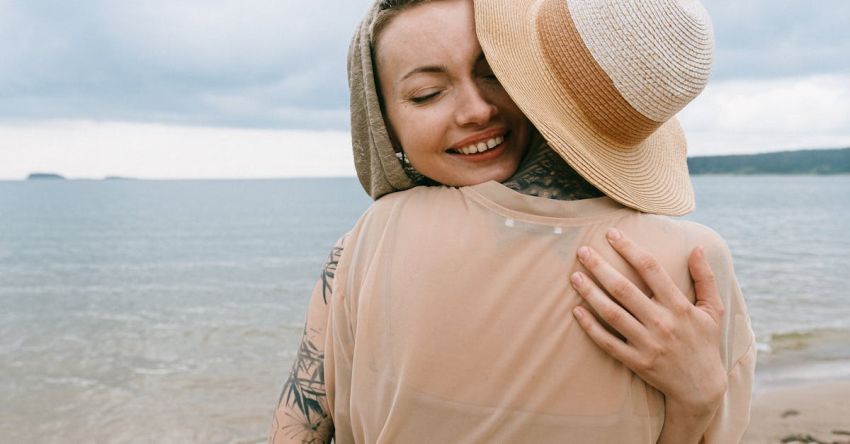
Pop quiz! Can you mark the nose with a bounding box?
[455,81,498,127]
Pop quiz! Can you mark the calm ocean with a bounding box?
[1,176,848,443]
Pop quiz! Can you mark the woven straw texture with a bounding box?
[538,0,660,146]
[568,0,714,121]
[474,0,715,215]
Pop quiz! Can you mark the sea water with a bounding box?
[1,175,848,442]
[684,175,850,389]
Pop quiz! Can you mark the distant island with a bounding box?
[22,173,140,181]
[27,173,66,180]
[688,147,850,175]
[104,176,136,181]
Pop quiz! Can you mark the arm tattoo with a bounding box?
[320,243,343,304]
[272,329,332,443]
[502,139,604,201]
[270,243,345,444]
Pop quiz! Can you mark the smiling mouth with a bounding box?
[447,135,505,155]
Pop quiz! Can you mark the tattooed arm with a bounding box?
[269,238,345,444]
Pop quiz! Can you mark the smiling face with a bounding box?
[374,0,531,187]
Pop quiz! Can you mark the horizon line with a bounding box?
[4,146,848,182]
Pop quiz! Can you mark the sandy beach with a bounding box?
[743,380,850,443]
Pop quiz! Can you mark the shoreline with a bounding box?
[744,379,850,443]
[744,342,850,443]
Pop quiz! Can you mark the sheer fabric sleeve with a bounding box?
[695,228,757,444]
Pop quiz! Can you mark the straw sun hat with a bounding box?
[474,0,714,215]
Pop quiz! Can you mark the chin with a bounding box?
[482,164,519,184]
[424,161,520,187]
[456,167,515,187]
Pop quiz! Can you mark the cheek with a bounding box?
[483,85,529,126]
[390,105,448,157]
[385,102,418,151]
[499,97,532,145]
[493,92,525,120]
[394,114,433,156]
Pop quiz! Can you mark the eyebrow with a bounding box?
[400,65,449,81]
[398,53,489,81]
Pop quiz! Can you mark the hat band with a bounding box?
[537,0,662,147]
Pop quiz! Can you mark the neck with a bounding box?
[502,139,603,200]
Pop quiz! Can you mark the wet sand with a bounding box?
[743,380,850,443]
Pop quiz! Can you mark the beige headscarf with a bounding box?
[348,2,416,200]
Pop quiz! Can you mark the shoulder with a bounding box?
[615,213,736,279]
[372,185,466,207]
[340,185,458,251]
[663,219,739,282]
[674,220,733,262]
[358,185,467,226]
[629,212,731,255]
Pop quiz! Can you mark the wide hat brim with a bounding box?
[475,0,695,216]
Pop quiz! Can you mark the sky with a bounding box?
[1,0,849,179]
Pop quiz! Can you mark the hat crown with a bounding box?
[474,0,703,215]
[567,0,714,123]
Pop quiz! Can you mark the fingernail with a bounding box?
[570,272,583,287]
[607,228,621,243]
[573,307,584,320]
[577,246,590,261]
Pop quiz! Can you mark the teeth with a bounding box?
[456,136,504,155]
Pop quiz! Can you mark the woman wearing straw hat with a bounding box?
[270,0,755,443]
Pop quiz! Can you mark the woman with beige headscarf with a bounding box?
[270,0,754,443]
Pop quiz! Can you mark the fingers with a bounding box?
[689,246,725,320]
[575,245,655,322]
[603,228,686,310]
[572,305,642,369]
[570,270,647,344]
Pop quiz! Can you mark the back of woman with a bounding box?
[327,184,754,443]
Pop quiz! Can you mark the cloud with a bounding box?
[0,0,368,129]
[706,0,850,79]
[680,74,850,155]
[0,0,847,140]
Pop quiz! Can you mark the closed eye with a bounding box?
[410,91,441,104]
